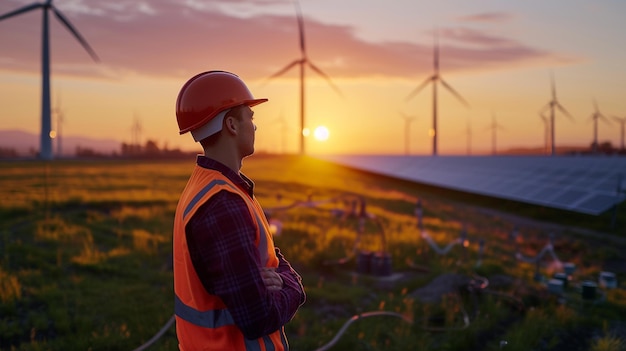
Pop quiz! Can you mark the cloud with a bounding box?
[440,27,518,47]
[456,12,515,23]
[0,0,574,82]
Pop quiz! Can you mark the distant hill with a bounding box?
[0,129,597,158]
[500,145,589,155]
[0,129,121,157]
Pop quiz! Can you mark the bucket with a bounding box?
[599,272,617,289]
[370,252,392,276]
[547,279,563,294]
[563,262,576,276]
[553,272,568,288]
[582,280,597,300]
[356,251,372,274]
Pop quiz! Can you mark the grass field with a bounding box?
[0,155,625,351]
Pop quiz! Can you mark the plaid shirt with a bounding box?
[186,156,305,340]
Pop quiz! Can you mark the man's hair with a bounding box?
[199,105,245,148]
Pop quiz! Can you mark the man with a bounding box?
[173,71,306,351]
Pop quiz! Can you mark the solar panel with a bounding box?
[316,155,626,215]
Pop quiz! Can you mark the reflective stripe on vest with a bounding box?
[175,295,286,351]
[175,294,234,328]
[182,178,271,265]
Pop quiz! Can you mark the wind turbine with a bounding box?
[131,113,143,155]
[540,73,573,156]
[485,112,505,155]
[271,110,290,154]
[264,0,342,155]
[539,112,550,155]
[52,92,65,158]
[612,116,626,151]
[0,0,99,161]
[399,112,417,155]
[588,99,611,154]
[406,31,469,156]
[465,116,472,156]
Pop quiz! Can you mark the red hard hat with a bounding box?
[176,71,268,134]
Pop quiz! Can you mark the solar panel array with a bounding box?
[316,155,626,216]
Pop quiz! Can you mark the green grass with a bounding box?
[0,155,624,351]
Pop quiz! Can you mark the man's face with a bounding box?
[234,105,256,158]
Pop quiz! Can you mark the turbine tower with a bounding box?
[540,73,573,156]
[264,0,342,155]
[399,112,417,155]
[52,92,65,158]
[466,116,472,156]
[0,0,99,161]
[131,113,143,155]
[589,99,611,153]
[613,116,626,151]
[271,111,290,154]
[406,31,469,156]
[539,112,550,155]
[485,112,505,155]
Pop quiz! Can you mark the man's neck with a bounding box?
[202,146,241,173]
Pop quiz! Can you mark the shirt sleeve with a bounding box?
[275,247,306,307]
[186,190,304,339]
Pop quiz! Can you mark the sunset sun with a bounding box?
[313,126,330,141]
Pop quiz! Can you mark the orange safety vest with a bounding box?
[173,165,288,351]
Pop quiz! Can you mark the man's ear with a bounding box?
[224,115,237,134]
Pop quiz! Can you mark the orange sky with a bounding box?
[1,0,625,155]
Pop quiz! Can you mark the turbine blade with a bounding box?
[269,60,302,79]
[599,113,612,124]
[434,30,439,74]
[556,103,574,121]
[399,111,416,120]
[52,6,100,62]
[308,61,343,98]
[0,3,42,21]
[550,71,556,99]
[440,78,470,107]
[294,0,306,55]
[405,76,433,101]
[260,60,302,86]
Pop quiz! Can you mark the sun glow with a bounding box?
[313,126,329,141]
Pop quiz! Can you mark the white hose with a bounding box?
[515,244,562,269]
[314,311,413,351]
[421,230,462,255]
[132,315,175,351]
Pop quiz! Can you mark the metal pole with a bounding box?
[300,62,305,155]
[41,8,52,160]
